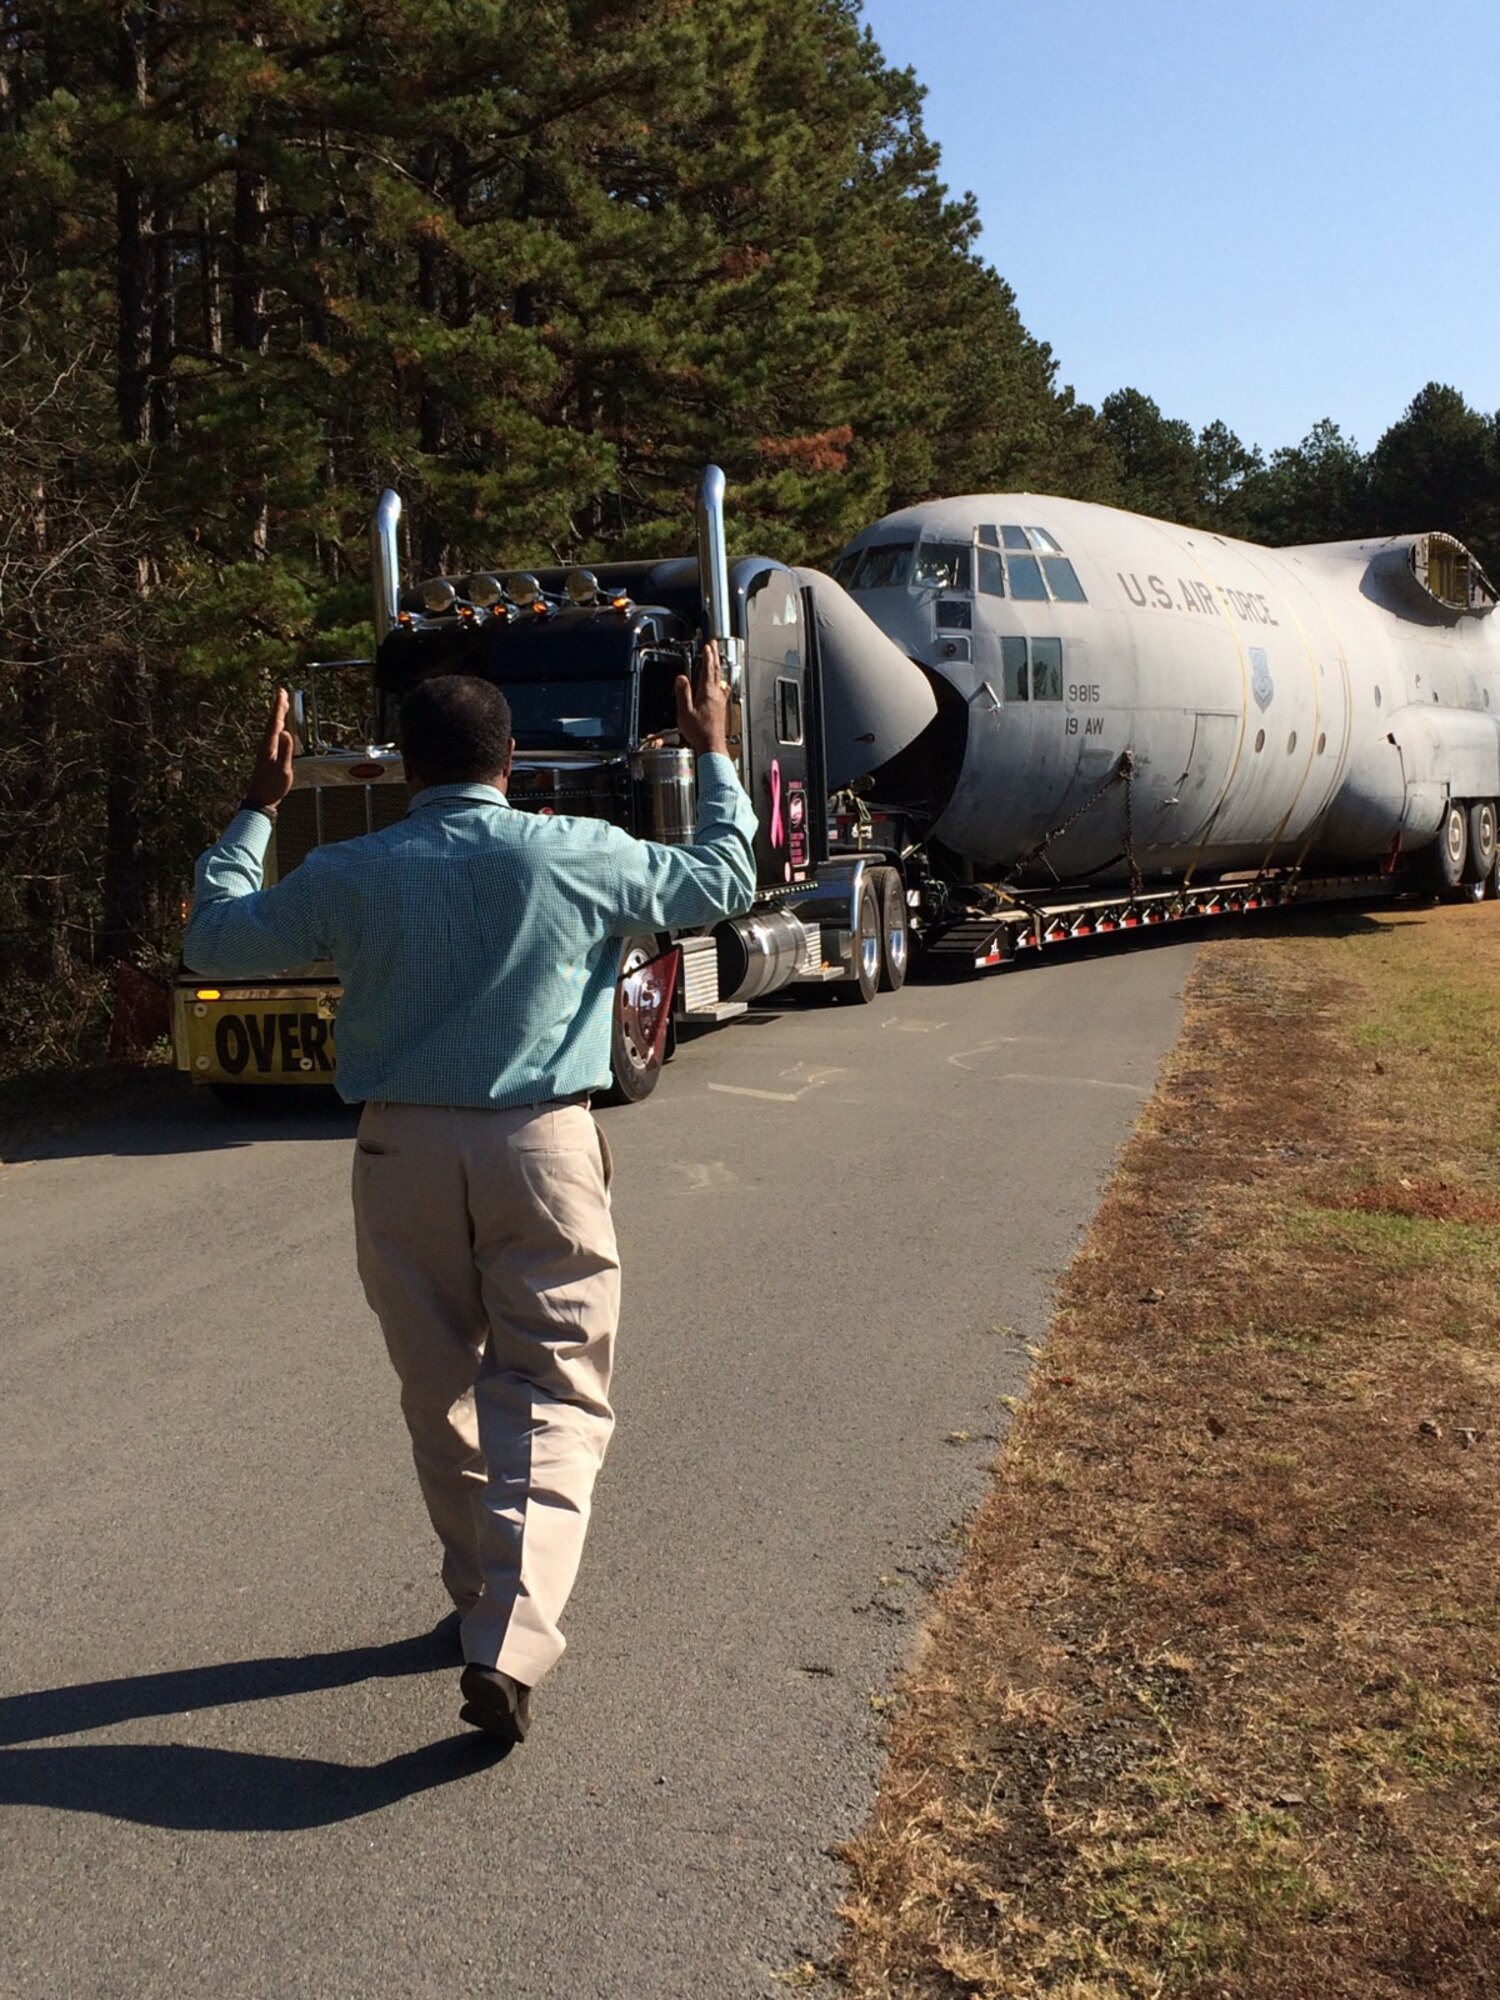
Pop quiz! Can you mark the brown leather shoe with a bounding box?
[459,1663,531,1744]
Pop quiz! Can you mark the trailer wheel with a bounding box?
[876,869,910,992]
[1465,799,1497,883]
[1428,800,1468,893]
[847,877,882,1003]
[600,936,669,1105]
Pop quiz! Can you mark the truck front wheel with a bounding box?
[600,936,671,1105]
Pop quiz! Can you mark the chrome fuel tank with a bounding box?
[630,746,697,844]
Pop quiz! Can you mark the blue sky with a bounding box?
[857,0,1500,456]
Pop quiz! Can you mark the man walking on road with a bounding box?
[185,651,756,1744]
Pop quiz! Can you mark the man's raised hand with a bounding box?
[674,640,731,758]
[246,688,297,811]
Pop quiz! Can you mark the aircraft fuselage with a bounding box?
[834,495,1500,884]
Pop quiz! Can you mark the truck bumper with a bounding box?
[172,978,341,1085]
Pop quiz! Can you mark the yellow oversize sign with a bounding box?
[179,999,337,1084]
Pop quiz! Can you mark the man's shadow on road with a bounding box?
[0,1621,508,1831]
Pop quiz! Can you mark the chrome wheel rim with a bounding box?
[617,946,663,1075]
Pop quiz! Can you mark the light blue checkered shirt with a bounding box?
[184,753,757,1107]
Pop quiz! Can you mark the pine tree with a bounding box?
[1239,419,1370,548]
[0,0,1106,1065]
[1096,388,1203,523]
[1196,419,1263,534]
[1369,383,1499,573]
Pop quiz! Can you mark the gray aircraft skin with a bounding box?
[828,496,1500,886]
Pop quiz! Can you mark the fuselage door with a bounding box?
[1176,710,1240,848]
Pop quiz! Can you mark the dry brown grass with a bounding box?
[835,902,1500,1999]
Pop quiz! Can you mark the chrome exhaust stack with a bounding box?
[695,464,742,690]
[370,488,403,643]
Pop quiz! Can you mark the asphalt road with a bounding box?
[1,939,1194,2000]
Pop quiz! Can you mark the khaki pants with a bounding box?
[351,1101,618,1688]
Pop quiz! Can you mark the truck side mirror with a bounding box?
[290,687,316,754]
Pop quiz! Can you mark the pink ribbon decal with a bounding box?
[769,759,785,846]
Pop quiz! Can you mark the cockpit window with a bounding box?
[1042,556,1086,602]
[850,523,1087,602]
[912,541,972,591]
[1031,638,1063,700]
[1001,635,1028,702]
[997,636,1064,702]
[851,542,914,589]
[977,527,1087,603]
[1007,554,1048,601]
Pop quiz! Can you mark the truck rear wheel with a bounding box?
[848,878,882,1003]
[1465,799,1497,882]
[876,868,909,992]
[600,936,670,1105]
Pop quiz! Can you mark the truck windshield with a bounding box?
[504,680,629,751]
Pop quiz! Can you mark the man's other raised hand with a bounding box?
[245,688,297,812]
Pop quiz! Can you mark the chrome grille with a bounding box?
[318,787,372,845]
[271,782,407,876]
[275,791,320,874]
[371,785,407,832]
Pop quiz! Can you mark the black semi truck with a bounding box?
[172,468,948,1102]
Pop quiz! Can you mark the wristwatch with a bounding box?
[238,798,278,821]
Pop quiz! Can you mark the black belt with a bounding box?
[367,1095,592,1112]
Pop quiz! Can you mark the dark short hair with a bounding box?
[399,675,513,782]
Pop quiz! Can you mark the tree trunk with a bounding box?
[102,9,160,961]
[232,155,270,556]
[15,643,68,981]
[114,13,151,447]
[99,617,159,965]
[150,200,176,441]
